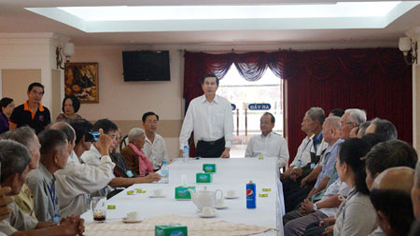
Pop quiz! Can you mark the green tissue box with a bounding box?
[196,173,212,183]
[203,164,216,173]
[174,186,195,200]
[155,224,188,236]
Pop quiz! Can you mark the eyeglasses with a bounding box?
[341,122,355,126]
[147,121,158,125]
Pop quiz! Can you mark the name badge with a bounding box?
[126,170,134,178]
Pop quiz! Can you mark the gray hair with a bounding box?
[345,108,367,125]
[3,126,36,149]
[370,118,398,141]
[50,122,76,144]
[324,116,341,129]
[128,128,145,142]
[305,107,325,125]
[0,140,31,181]
[358,121,371,137]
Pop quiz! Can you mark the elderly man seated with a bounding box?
[0,140,84,236]
[26,129,69,222]
[121,128,154,177]
[410,160,420,236]
[53,121,116,217]
[369,167,415,236]
[365,117,398,141]
[282,107,327,185]
[245,112,289,170]
[81,119,160,197]
[3,127,41,220]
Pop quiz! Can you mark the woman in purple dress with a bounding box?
[0,97,15,134]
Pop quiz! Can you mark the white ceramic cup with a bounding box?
[127,211,140,221]
[153,189,163,196]
[226,190,236,198]
[201,207,214,216]
[216,198,224,207]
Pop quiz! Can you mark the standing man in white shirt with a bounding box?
[245,112,289,169]
[142,112,169,170]
[179,74,234,158]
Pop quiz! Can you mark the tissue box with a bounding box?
[196,173,212,183]
[203,164,216,173]
[175,186,195,200]
[155,224,188,236]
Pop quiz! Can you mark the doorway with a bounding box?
[217,65,284,158]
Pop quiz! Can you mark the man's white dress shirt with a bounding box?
[143,133,168,169]
[290,135,313,167]
[67,150,81,164]
[55,150,115,217]
[245,132,289,168]
[179,95,234,150]
[81,145,102,166]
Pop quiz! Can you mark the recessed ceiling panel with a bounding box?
[26,1,420,33]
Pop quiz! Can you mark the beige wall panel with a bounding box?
[1,69,41,105]
[51,69,61,120]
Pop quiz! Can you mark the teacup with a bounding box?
[127,211,140,221]
[216,198,225,207]
[226,190,236,198]
[201,207,215,216]
[152,189,163,196]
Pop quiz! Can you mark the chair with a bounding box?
[119,134,129,152]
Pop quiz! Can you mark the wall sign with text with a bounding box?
[248,103,271,110]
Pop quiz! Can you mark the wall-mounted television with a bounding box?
[122,50,170,81]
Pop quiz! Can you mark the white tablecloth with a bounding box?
[82,158,285,236]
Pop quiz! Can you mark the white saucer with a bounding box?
[214,204,228,209]
[123,217,143,223]
[198,212,216,218]
[225,196,238,199]
[149,194,165,198]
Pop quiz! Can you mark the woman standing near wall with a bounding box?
[0,97,15,134]
[56,95,82,122]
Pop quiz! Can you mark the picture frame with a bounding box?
[64,62,99,103]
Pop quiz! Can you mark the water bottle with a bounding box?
[160,161,169,183]
[296,159,302,169]
[183,145,189,163]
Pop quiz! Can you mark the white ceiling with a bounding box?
[1,0,420,47]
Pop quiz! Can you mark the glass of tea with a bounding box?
[91,196,107,223]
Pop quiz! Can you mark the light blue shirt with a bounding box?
[314,139,343,189]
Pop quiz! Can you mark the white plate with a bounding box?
[123,217,143,223]
[149,194,165,198]
[214,204,228,209]
[198,212,216,218]
[225,196,238,199]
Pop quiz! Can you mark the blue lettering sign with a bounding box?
[248,103,271,110]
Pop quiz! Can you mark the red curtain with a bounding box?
[183,49,412,162]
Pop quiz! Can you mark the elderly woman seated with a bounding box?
[121,128,154,176]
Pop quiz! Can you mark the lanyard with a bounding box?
[46,180,60,223]
[46,181,56,210]
[298,138,312,163]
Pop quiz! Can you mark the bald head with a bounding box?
[372,167,414,193]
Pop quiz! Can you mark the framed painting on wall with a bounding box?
[64,62,99,103]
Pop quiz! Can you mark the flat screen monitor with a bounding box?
[122,50,170,81]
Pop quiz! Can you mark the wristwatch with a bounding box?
[313,203,318,211]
